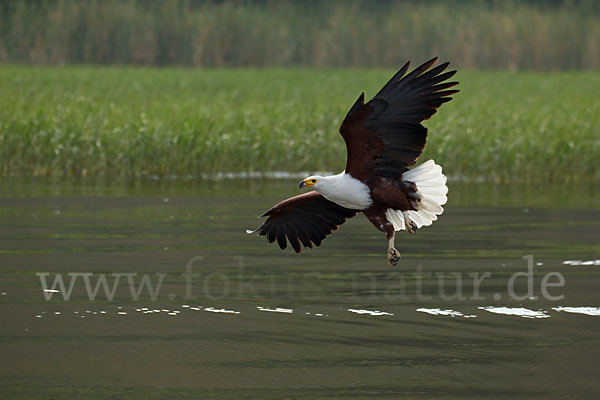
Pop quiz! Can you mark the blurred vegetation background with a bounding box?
[1,0,599,70]
[1,0,598,182]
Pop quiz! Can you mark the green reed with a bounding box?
[0,66,598,182]
[0,0,599,70]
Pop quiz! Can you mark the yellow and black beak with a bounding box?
[299,179,316,189]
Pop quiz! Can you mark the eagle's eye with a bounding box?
[311,179,317,184]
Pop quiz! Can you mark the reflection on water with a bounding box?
[416,307,477,318]
[552,306,600,316]
[477,306,550,319]
[1,177,600,399]
[25,303,600,321]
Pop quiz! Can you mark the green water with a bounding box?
[1,178,599,399]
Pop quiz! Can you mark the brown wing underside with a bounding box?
[339,57,459,181]
[248,191,358,253]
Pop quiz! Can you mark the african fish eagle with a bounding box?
[247,58,458,266]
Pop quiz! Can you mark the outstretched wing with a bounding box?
[247,191,358,253]
[340,57,458,180]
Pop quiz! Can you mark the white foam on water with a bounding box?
[416,308,476,318]
[562,260,600,266]
[478,306,550,319]
[552,306,600,316]
[204,307,240,314]
[257,306,293,314]
[348,309,394,316]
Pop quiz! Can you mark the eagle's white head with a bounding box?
[299,175,326,190]
[298,172,373,210]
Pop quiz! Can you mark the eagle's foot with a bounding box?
[402,212,417,234]
[388,247,401,267]
[406,220,417,235]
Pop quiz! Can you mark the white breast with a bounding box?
[316,172,373,210]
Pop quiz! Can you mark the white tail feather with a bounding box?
[386,160,448,231]
[388,210,405,230]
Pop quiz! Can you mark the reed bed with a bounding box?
[1,66,598,182]
[1,0,599,70]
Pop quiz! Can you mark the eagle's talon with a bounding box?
[406,221,417,235]
[388,248,401,266]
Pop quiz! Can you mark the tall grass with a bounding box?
[0,0,599,70]
[0,66,598,182]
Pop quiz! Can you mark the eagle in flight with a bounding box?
[248,58,458,266]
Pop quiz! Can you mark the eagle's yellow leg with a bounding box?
[387,233,401,266]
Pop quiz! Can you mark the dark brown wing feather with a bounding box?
[248,191,357,253]
[340,57,458,180]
